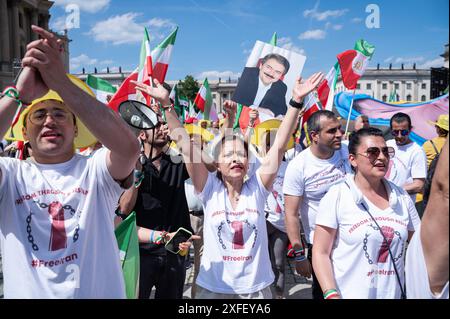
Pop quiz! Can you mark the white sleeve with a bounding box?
[196,172,217,205]
[0,157,17,202]
[282,158,304,196]
[315,184,340,229]
[406,225,449,299]
[406,193,421,231]
[411,147,427,179]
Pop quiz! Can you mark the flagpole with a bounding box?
[344,88,356,135]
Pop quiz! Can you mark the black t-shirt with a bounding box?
[134,152,192,255]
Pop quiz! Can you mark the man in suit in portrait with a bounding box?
[232,53,290,116]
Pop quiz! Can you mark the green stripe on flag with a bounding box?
[156,26,178,49]
[354,39,375,59]
[86,74,117,94]
[270,32,277,46]
[115,212,140,299]
[233,103,244,130]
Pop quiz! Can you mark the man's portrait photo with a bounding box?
[232,41,306,116]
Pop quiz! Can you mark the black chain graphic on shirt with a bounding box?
[26,212,39,251]
[217,219,258,250]
[363,224,404,264]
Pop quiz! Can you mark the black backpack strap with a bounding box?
[429,140,440,155]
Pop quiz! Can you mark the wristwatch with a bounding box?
[289,98,304,110]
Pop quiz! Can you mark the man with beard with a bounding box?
[118,103,193,299]
[283,110,352,299]
[385,113,427,205]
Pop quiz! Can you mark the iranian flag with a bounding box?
[108,28,153,111]
[86,74,117,104]
[169,84,188,123]
[337,39,375,90]
[317,62,339,111]
[302,91,323,125]
[151,27,178,83]
[194,78,214,120]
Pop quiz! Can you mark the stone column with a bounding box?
[11,1,21,59]
[31,10,39,40]
[0,0,11,70]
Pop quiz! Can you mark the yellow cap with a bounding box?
[427,114,449,131]
[251,119,294,150]
[5,74,97,149]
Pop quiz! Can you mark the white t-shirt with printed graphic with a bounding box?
[196,171,274,294]
[283,146,351,244]
[265,161,288,233]
[316,175,419,299]
[385,139,427,203]
[0,148,126,298]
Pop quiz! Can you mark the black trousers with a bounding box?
[307,243,324,300]
[138,251,187,299]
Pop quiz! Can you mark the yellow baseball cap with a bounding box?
[5,74,97,149]
[251,119,294,150]
[185,124,214,142]
[428,114,449,131]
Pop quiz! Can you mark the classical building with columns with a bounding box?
[0,0,70,89]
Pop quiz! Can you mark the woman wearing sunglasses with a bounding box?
[312,128,420,299]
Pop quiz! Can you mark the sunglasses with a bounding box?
[391,129,410,136]
[358,146,395,160]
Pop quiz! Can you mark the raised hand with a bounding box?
[292,72,324,102]
[21,25,69,93]
[223,100,237,116]
[15,67,48,104]
[131,79,170,105]
[249,108,259,125]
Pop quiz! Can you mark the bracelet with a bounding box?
[154,230,168,245]
[1,87,28,109]
[150,230,155,243]
[323,288,340,299]
[161,104,173,112]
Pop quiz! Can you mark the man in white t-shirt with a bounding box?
[0,26,139,298]
[385,113,427,204]
[283,110,351,299]
[406,138,449,299]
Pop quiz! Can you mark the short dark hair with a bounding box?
[307,110,337,136]
[348,127,385,156]
[390,112,412,129]
[261,53,290,75]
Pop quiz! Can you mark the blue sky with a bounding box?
[49,0,449,81]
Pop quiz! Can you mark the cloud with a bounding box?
[49,16,67,32]
[303,8,348,21]
[299,29,326,40]
[277,37,306,55]
[351,17,363,23]
[325,22,343,31]
[53,0,110,13]
[88,13,176,45]
[418,57,444,69]
[197,71,241,81]
[384,56,425,64]
[70,54,114,72]
[70,54,98,71]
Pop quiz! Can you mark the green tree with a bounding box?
[178,75,200,102]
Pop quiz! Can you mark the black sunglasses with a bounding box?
[391,129,410,136]
[358,146,395,159]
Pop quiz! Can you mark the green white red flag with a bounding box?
[317,62,340,111]
[337,39,375,90]
[108,27,153,111]
[194,78,216,120]
[86,74,117,104]
[151,27,178,83]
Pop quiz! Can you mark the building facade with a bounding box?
[0,0,70,89]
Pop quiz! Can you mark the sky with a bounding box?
[49,0,449,82]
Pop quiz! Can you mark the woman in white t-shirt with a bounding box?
[312,128,420,299]
[132,73,324,298]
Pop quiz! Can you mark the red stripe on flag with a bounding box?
[337,50,359,90]
[107,72,139,112]
[153,63,169,83]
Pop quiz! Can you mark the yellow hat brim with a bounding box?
[185,124,214,142]
[5,74,97,149]
[251,119,294,150]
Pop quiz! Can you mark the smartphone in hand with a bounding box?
[165,227,193,254]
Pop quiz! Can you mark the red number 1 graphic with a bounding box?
[231,221,244,250]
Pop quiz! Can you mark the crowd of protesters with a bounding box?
[0,25,448,299]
